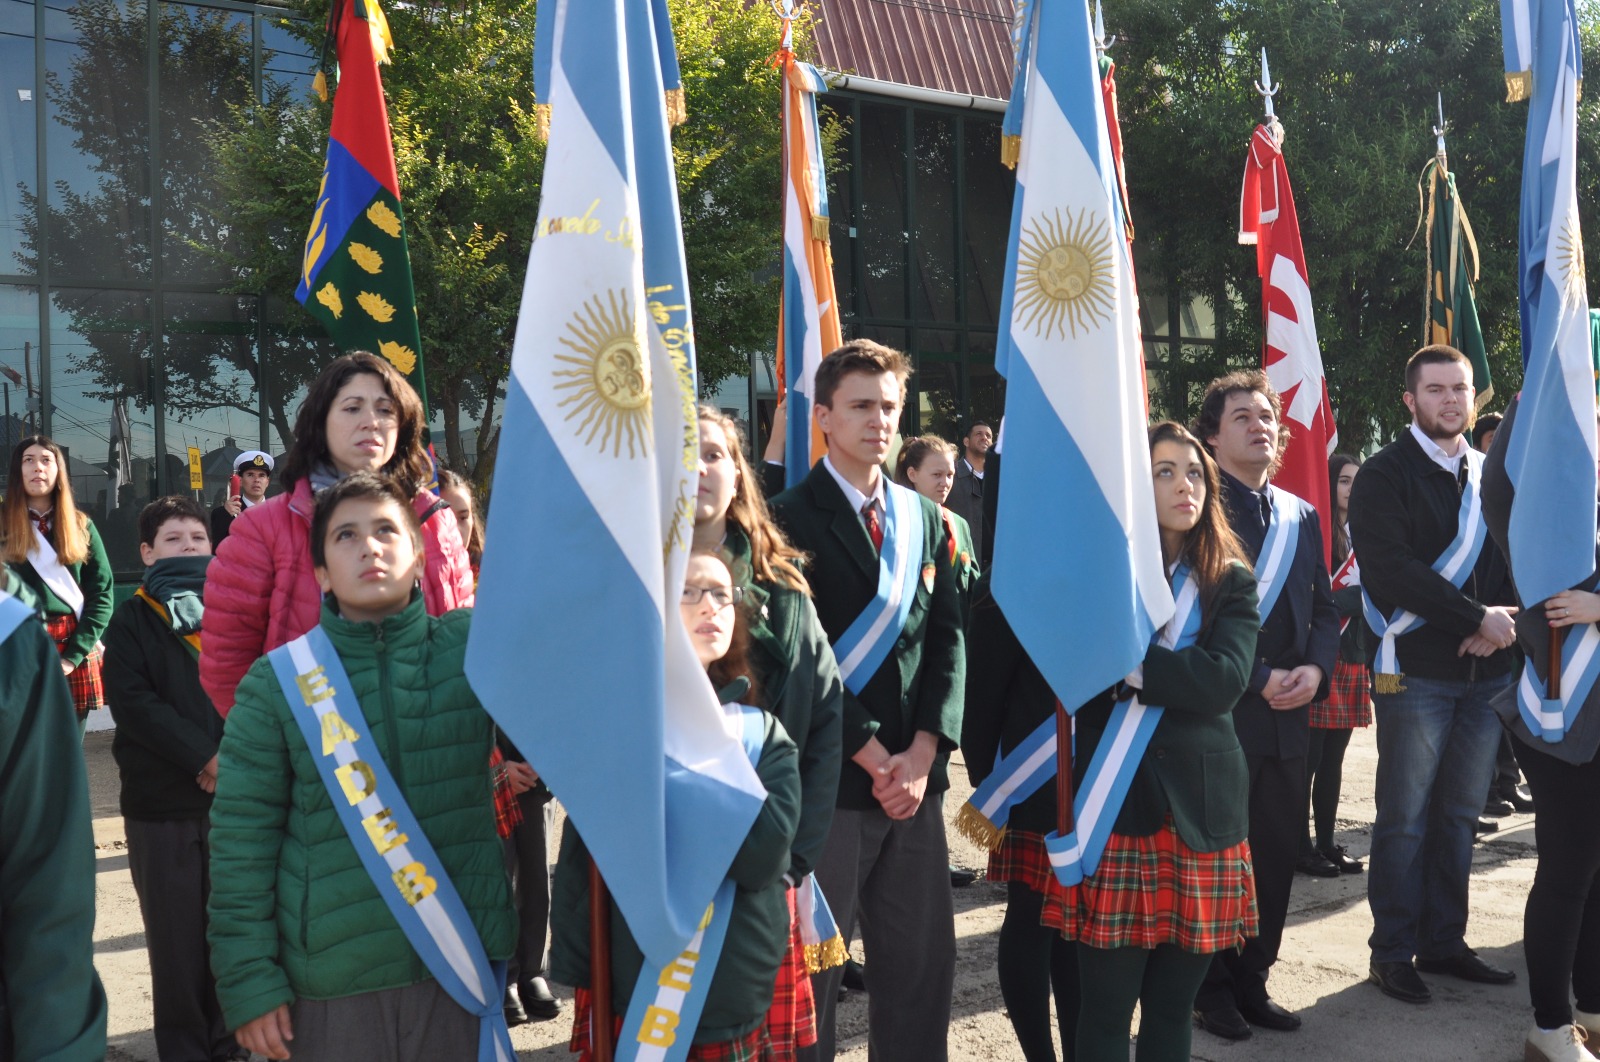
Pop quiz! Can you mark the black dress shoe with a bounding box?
[949,865,978,888]
[841,958,867,992]
[503,984,529,1028]
[1193,1005,1253,1041]
[1475,816,1500,835]
[1415,947,1517,984]
[1369,961,1431,1004]
[1295,849,1340,877]
[1484,797,1515,817]
[1239,996,1301,1031]
[1320,843,1365,874]
[518,977,562,1020]
[1509,784,1536,813]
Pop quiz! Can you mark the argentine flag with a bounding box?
[991,0,1173,716]
[1501,0,1597,611]
[465,0,766,967]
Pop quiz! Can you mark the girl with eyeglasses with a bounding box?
[552,550,802,1060]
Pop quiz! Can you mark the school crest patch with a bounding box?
[922,563,936,593]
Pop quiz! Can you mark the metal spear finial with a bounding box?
[1255,48,1278,119]
[1433,92,1450,165]
[1093,0,1116,54]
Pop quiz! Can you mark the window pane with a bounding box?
[163,291,261,506]
[47,288,154,573]
[1140,287,1170,337]
[0,285,40,473]
[913,356,960,440]
[911,112,956,323]
[262,295,337,455]
[43,0,153,283]
[962,118,1012,327]
[0,9,37,273]
[966,333,1003,429]
[261,14,318,99]
[159,3,255,284]
[857,103,906,320]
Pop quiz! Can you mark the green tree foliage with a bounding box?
[1108,0,1600,452]
[206,0,798,471]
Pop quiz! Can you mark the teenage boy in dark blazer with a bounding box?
[770,339,965,1062]
[1191,371,1339,1040]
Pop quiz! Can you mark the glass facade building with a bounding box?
[1,0,328,574]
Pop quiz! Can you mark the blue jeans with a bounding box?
[1368,672,1512,964]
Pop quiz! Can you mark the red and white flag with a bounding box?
[1240,123,1338,564]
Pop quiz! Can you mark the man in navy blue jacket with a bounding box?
[1191,372,1339,1040]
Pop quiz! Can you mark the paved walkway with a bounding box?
[88,723,1541,1061]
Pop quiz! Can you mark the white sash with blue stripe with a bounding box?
[616,704,765,1062]
[1044,567,1202,886]
[0,586,33,645]
[1252,488,1304,622]
[831,481,925,695]
[269,628,514,1062]
[1362,447,1487,693]
[795,872,846,973]
[1519,622,1600,742]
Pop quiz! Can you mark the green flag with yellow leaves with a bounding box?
[1423,158,1491,408]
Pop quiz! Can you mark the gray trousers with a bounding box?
[502,788,554,984]
[124,816,234,1062]
[286,980,476,1062]
[804,796,955,1062]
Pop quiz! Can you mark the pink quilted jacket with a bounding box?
[201,478,476,715]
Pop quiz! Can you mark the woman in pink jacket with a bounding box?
[201,351,474,715]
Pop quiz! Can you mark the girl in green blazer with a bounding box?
[2,435,114,731]
[895,436,981,621]
[1046,421,1262,1062]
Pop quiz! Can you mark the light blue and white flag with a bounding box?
[466,0,766,969]
[991,0,1174,721]
[1500,0,1597,614]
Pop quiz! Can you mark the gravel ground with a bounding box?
[87,723,1540,1061]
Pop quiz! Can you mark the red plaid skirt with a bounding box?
[45,613,104,718]
[1309,659,1373,730]
[570,987,774,1062]
[761,887,817,1059]
[1041,816,1258,954]
[987,829,1055,895]
[489,748,524,839]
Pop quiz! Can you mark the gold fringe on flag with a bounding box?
[665,87,687,127]
[811,216,830,242]
[1000,134,1021,170]
[954,802,1006,852]
[1373,672,1407,695]
[804,935,850,975]
[535,102,552,142]
[1506,70,1532,102]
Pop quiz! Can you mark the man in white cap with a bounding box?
[210,451,273,546]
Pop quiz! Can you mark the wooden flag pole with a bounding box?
[1550,624,1565,701]
[1054,698,1074,837]
[589,856,615,1062]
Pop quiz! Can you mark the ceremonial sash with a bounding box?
[1044,567,1202,886]
[29,525,85,618]
[1252,487,1303,623]
[1519,621,1600,743]
[269,628,515,1062]
[616,704,764,1062]
[1331,544,1359,635]
[1362,449,1487,694]
[955,713,1059,851]
[795,872,846,974]
[831,482,925,695]
[0,586,32,645]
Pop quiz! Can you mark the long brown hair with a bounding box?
[893,435,957,490]
[695,551,764,707]
[1328,453,1360,566]
[436,468,484,565]
[696,405,809,595]
[3,435,89,565]
[1149,421,1250,620]
[279,352,432,495]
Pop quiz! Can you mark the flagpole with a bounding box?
[1549,627,1564,701]
[1053,699,1074,837]
[589,856,615,1062]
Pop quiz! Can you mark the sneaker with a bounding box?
[1525,1024,1598,1061]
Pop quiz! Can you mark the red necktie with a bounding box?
[29,509,51,538]
[862,503,883,554]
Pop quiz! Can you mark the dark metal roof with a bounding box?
[808,0,1014,101]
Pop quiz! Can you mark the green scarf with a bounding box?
[141,556,211,635]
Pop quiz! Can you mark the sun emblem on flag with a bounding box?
[1558,206,1587,304]
[554,290,652,459]
[1014,208,1115,339]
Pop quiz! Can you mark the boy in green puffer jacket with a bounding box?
[207,473,515,1062]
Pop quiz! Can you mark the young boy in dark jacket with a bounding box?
[102,496,237,1062]
[207,473,514,1062]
